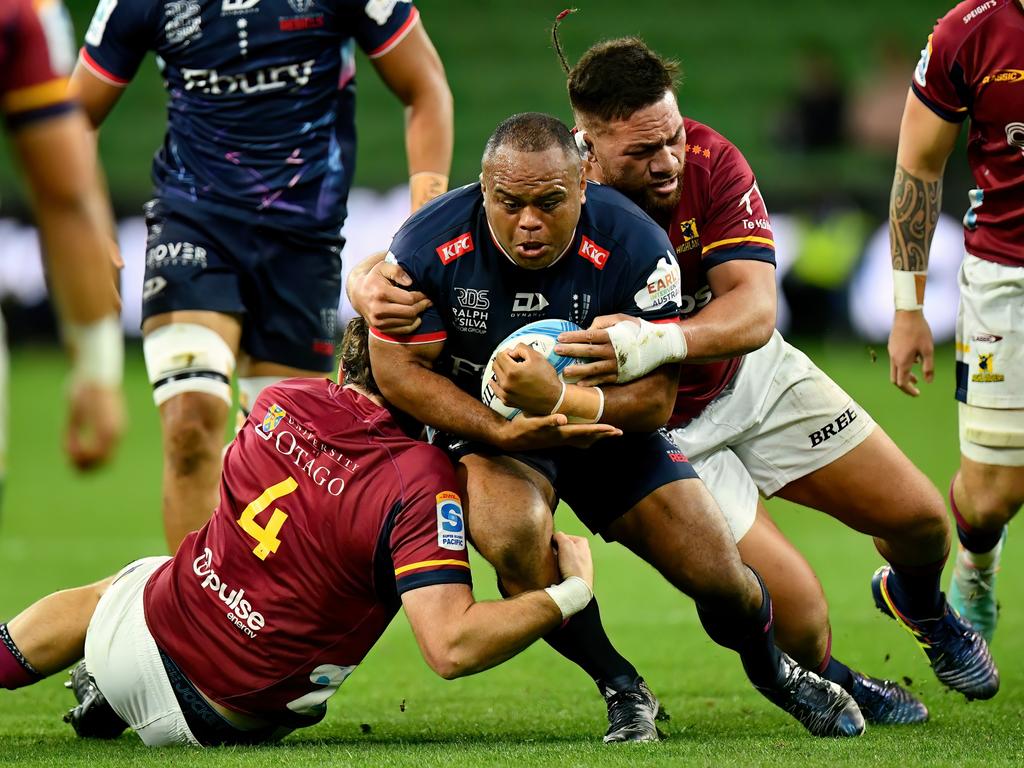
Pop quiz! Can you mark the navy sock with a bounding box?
[0,623,42,690]
[696,567,783,689]
[542,598,640,694]
[820,657,855,694]
[887,558,945,620]
[951,480,1004,554]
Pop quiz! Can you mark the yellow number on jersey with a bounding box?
[238,477,298,560]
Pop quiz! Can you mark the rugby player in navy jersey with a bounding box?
[1,0,124,475]
[368,112,864,742]
[0,319,598,747]
[548,34,997,706]
[73,0,452,550]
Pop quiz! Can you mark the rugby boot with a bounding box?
[754,653,864,738]
[602,678,662,743]
[63,661,128,739]
[949,528,1006,645]
[849,673,929,725]
[872,565,999,700]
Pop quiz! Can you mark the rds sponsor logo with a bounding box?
[436,491,466,551]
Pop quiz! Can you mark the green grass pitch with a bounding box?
[1,342,1023,767]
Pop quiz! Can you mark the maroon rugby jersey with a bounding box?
[144,379,471,725]
[912,0,1024,265]
[0,0,76,129]
[666,118,776,427]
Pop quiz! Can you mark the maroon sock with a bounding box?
[951,477,1004,553]
[0,623,42,690]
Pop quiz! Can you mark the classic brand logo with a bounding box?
[436,233,474,265]
[578,236,609,269]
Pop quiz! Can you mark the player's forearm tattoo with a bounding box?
[889,164,942,272]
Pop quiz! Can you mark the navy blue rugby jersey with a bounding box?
[370,182,683,396]
[80,0,419,232]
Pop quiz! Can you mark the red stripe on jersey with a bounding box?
[369,326,447,345]
[367,6,420,59]
[78,48,130,87]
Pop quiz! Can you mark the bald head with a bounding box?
[481,112,581,170]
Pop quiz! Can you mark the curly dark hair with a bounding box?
[552,16,680,126]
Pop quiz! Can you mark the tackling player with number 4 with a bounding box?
[0,319,595,747]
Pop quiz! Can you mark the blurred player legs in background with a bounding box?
[0,0,125,500]
[887,0,1024,645]
[73,0,452,550]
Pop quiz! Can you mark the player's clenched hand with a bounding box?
[350,259,430,335]
[490,343,562,414]
[496,413,622,451]
[65,381,125,471]
[555,313,635,386]
[888,310,935,397]
[552,531,594,592]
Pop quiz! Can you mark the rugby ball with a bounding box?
[481,319,583,420]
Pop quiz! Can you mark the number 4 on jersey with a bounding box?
[237,477,298,560]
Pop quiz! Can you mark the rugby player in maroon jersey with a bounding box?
[887,0,1024,645]
[0,319,596,747]
[0,0,123,472]
[549,33,996,705]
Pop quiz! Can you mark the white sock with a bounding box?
[960,532,1005,570]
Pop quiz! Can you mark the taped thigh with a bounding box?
[959,402,1024,466]
[144,323,235,407]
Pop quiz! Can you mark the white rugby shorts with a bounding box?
[84,556,199,747]
[669,331,875,540]
[956,254,1024,465]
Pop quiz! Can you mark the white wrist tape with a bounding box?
[64,314,123,387]
[605,319,687,383]
[893,270,927,311]
[544,576,593,620]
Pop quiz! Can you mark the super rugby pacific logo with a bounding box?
[578,236,609,269]
[436,233,474,265]
[436,491,466,551]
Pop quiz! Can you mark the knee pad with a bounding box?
[959,403,1024,466]
[144,324,235,407]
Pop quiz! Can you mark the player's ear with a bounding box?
[575,131,596,162]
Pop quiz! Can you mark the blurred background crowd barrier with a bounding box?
[0,0,969,347]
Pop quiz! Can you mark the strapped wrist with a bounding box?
[64,314,123,388]
[544,576,593,620]
[893,270,927,311]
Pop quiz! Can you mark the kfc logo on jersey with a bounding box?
[436,233,474,265]
[436,491,466,550]
[635,254,682,311]
[192,548,265,637]
[579,236,610,269]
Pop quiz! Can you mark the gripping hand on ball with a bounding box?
[490,343,563,414]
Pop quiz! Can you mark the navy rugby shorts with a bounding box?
[438,429,699,537]
[141,200,342,372]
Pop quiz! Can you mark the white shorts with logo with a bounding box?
[668,331,876,541]
[84,556,199,747]
[956,254,1024,466]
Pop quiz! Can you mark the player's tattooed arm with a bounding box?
[889,164,942,272]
